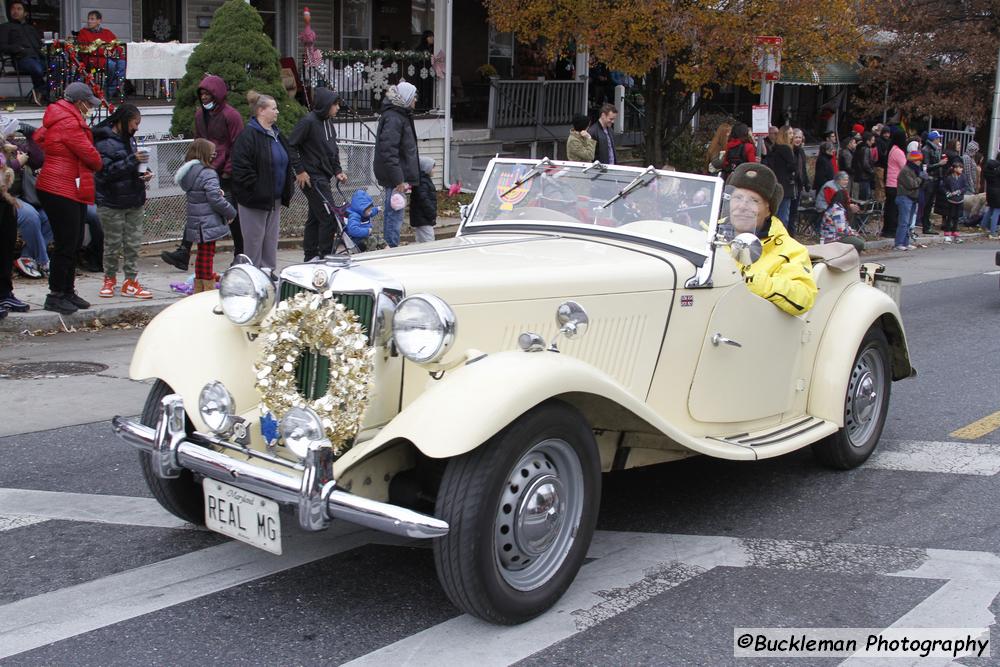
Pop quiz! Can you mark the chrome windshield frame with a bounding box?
[459,158,722,268]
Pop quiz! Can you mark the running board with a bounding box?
[705,416,839,459]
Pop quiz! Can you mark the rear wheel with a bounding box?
[138,380,204,524]
[433,401,601,624]
[812,327,891,469]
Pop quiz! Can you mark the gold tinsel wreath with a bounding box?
[254,290,375,456]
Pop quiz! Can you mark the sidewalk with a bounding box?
[1,217,461,334]
[1,220,988,333]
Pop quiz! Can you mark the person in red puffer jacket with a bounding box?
[75,11,126,99]
[34,82,103,315]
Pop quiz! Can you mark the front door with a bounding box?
[688,284,804,423]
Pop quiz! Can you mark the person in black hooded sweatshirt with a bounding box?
[287,87,348,261]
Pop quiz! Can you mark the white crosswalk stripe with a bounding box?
[0,488,195,529]
[864,440,1000,476]
[0,514,47,532]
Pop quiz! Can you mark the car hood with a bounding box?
[352,233,685,304]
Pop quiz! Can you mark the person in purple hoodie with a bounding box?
[162,75,245,270]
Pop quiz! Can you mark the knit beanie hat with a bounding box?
[906,140,920,154]
[419,156,435,175]
[852,123,865,134]
[727,162,783,215]
[966,140,979,155]
[396,81,417,107]
[907,149,923,161]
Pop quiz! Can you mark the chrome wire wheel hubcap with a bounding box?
[845,348,884,447]
[494,438,584,592]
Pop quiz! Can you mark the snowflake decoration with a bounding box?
[354,61,364,73]
[407,64,416,77]
[420,67,429,79]
[390,62,398,74]
[362,58,395,99]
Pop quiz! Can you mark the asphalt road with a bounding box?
[0,243,998,666]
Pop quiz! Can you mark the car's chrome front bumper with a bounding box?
[112,394,449,539]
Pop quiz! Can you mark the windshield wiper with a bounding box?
[500,157,553,198]
[582,160,606,173]
[598,166,657,209]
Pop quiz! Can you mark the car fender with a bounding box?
[807,283,913,425]
[338,349,755,474]
[129,292,259,430]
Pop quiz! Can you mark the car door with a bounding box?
[687,282,805,423]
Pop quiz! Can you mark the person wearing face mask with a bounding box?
[161,75,244,270]
[724,162,817,316]
[33,82,104,315]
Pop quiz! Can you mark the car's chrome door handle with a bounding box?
[711,333,742,348]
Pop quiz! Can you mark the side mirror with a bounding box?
[459,204,471,222]
[729,233,762,266]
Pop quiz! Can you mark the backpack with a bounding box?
[722,142,747,177]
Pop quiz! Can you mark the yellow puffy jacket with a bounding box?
[739,216,818,316]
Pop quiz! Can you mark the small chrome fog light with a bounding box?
[198,381,235,434]
[279,406,326,458]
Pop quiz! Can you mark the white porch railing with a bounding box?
[488,79,586,130]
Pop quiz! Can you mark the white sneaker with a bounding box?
[893,245,909,251]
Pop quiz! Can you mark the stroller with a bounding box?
[325,181,361,255]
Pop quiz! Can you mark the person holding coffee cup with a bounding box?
[93,103,154,299]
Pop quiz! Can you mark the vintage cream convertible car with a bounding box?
[113,158,913,625]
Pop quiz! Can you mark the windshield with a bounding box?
[465,159,723,255]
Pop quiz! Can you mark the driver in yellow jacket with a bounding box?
[726,162,817,315]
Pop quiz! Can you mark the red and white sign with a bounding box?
[752,35,783,81]
[751,105,770,137]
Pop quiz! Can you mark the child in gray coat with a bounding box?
[175,138,237,292]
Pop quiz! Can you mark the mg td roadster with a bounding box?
[114,157,914,625]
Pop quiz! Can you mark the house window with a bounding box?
[411,0,434,37]
[142,0,182,42]
[22,0,60,36]
[342,0,371,50]
[488,24,513,78]
[251,0,279,46]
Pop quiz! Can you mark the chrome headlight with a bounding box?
[219,264,275,326]
[279,406,325,458]
[392,294,456,364]
[198,381,235,434]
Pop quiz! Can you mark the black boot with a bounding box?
[922,226,939,235]
[160,245,191,271]
[43,292,78,315]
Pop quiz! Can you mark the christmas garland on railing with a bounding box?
[47,39,117,113]
[319,49,432,61]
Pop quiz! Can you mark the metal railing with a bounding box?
[139,138,382,245]
[488,79,586,130]
[929,128,976,154]
[301,50,438,116]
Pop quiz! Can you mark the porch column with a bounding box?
[442,0,454,185]
[576,47,589,115]
[434,0,448,111]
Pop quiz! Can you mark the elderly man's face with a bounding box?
[729,187,769,234]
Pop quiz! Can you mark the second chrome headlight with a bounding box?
[219,264,275,326]
[392,294,456,364]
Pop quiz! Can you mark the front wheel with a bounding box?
[812,327,891,469]
[433,401,601,625]
[138,379,204,524]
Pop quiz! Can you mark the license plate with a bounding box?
[203,479,282,555]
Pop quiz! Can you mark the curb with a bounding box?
[0,299,172,334]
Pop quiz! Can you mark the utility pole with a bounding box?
[989,44,1000,160]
